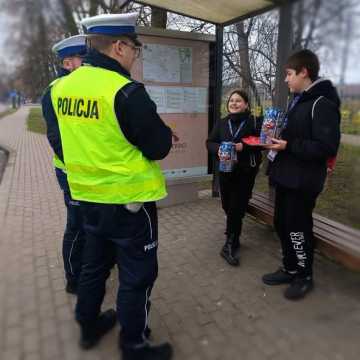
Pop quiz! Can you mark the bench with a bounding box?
[247,191,360,271]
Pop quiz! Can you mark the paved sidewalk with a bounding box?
[0,107,360,360]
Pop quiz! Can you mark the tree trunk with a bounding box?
[236,22,261,105]
[151,7,167,28]
[339,10,352,85]
[293,0,304,50]
[89,0,99,16]
[59,0,78,35]
[274,2,293,109]
[236,22,251,94]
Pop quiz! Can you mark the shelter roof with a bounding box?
[136,0,286,25]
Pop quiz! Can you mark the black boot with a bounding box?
[232,235,240,254]
[284,277,314,300]
[65,280,77,295]
[122,342,173,360]
[220,234,239,266]
[262,268,296,285]
[119,327,152,344]
[80,309,117,349]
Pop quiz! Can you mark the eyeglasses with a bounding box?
[119,41,142,58]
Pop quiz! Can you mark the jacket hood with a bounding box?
[303,78,341,108]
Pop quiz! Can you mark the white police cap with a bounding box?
[52,35,87,60]
[81,13,141,45]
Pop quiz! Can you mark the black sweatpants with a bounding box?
[219,169,257,239]
[274,185,318,278]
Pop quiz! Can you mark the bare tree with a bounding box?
[223,13,278,106]
[223,0,358,109]
[59,0,78,35]
[151,7,167,28]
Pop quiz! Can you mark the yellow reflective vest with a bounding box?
[47,78,66,171]
[50,65,167,204]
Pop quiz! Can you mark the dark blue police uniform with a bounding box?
[42,67,86,293]
[42,48,173,357]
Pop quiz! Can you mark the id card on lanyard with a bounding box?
[228,118,245,141]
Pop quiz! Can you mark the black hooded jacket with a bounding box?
[269,78,341,194]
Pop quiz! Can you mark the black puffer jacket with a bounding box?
[206,111,262,174]
[269,78,341,194]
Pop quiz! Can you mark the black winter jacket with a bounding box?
[206,111,262,174]
[269,78,341,194]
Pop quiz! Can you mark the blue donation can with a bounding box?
[260,107,283,144]
[219,141,237,172]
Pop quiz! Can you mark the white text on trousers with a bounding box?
[290,232,306,268]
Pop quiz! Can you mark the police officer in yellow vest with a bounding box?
[42,35,87,295]
[45,13,173,360]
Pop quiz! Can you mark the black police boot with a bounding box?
[220,234,239,266]
[284,277,314,300]
[232,235,240,254]
[122,342,173,360]
[65,281,77,295]
[119,327,152,344]
[262,268,296,285]
[80,309,117,350]
[144,326,152,340]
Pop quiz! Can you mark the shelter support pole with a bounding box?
[269,2,293,201]
[274,2,293,109]
[211,24,223,197]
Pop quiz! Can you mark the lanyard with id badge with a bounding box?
[228,118,245,141]
[219,118,246,172]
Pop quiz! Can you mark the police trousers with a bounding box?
[55,168,85,286]
[75,201,158,346]
[274,185,318,278]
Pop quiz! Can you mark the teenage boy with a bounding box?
[262,49,341,300]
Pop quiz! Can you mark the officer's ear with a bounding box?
[113,40,126,57]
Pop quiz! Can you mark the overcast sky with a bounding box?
[0,13,6,52]
[0,12,13,69]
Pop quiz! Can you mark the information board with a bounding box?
[131,30,211,179]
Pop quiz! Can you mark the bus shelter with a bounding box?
[125,0,360,270]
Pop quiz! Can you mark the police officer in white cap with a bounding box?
[52,34,87,76]
[44,12,173,360]
[42,35,87,295]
